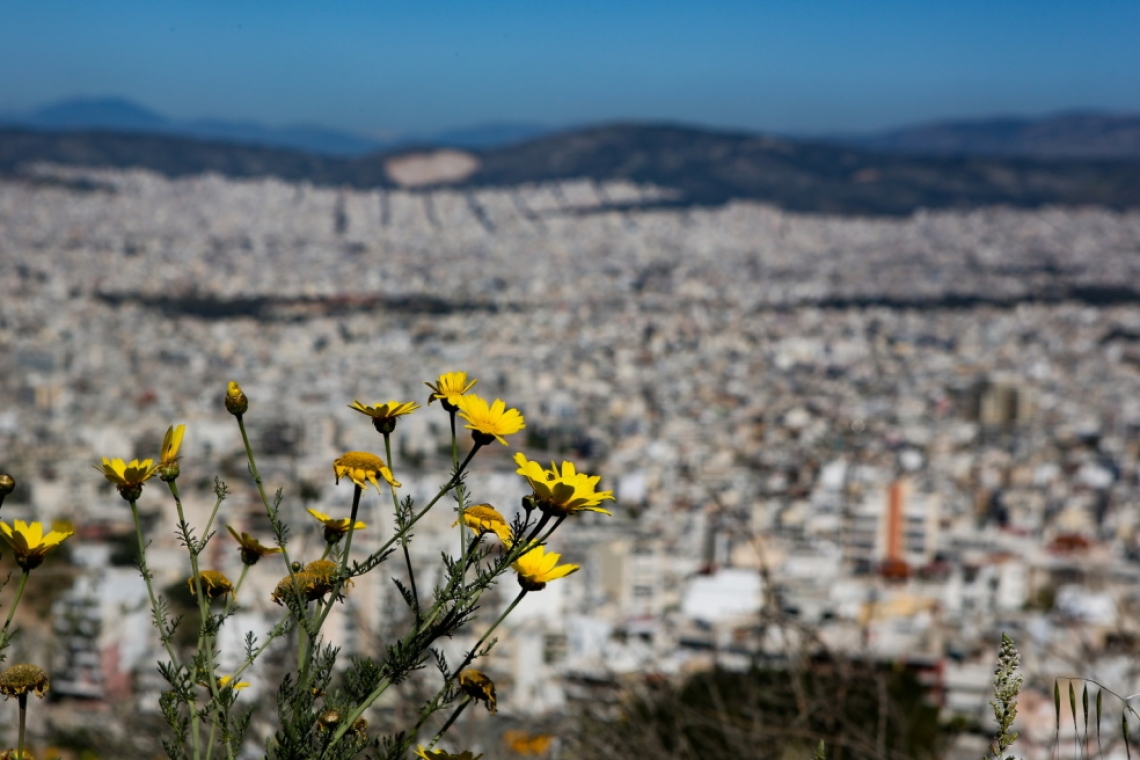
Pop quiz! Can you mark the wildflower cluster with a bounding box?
[72,372,613,759]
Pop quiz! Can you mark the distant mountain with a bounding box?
[3,121,1139,216]
[841,111,1140,159]
[0,97,555,156]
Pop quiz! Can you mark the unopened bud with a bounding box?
[225,381,248,416]
[158,462,180,482]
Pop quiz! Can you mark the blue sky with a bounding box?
[2,0,1138,136]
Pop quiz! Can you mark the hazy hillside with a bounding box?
[3,121,1140,216]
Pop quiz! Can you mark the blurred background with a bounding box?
[2,2,1140,759]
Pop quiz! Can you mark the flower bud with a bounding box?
[225,381,248,417]
[158,462,180,483]
[0,474,14,497]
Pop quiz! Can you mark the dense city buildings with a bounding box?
[3,166,1140,752]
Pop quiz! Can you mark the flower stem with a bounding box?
[427,697,471,751]
[1,570,30,633]
[386,432,419,618]
[17,692,27,759]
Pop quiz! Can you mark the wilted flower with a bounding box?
[424,371,478,411]
[307,508,366,543]
[0,520,73,570]
[226,525,283,565]
[94,457,157,500]
[454,395,525,446]
[188,570,235,602]
[0,664,49,699]
[348,399,420,433]
[459,669,497,713]
[271,560,349,605]
[333,451,400,492]
[512,544,579,591]
[454,504,513,546]
[514,454,614,517]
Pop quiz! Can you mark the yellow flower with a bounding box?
[415,747,483,760]
[424,371,478,410]
[459,669,497,713]
[348,399,420,433]
[0,664,49,699]
[307,508,366,543]
[217,675,250,691]
[188,570,235,602]
[0,520,73,571]
[503,730,553,756]
[158,423,186,481]
[95,457,157,500]
[225,380,248,416]
[511,544,579,591]
[159,424,185,466]
[454,394,525,446]
[454,504,513,546]
[513,454,614,516]
[333,451,401,492]
[226,525,283,565]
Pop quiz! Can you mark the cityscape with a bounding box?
[3,163,1140,757]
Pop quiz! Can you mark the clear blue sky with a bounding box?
[2,0,1138,136]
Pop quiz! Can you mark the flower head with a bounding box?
[188,570,235,602]
[459,669,497,713]
[415,747,483,760]
[454,394,525,446]
[225,381,248,416]
[0,473,15,497]
[95,457,157,500]
[514,454,614,517]
[424,371,478,411]
[333,451,401,492]
[271,561,349,606]
[503,730,554,756]
[0,664,49,699]
[512,544,579,591]
[227,525,283,565]
[348,399,420,434]
[454,504,513,546]
[0,520,73,571]
[158,423,186,481]
[307,508,366,544]
[217,675,250,691]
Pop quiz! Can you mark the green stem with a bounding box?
[1,570,30,633]
[17,692,27,759]
[427,697,471,751]
[386,432,420,618]
[131,499,201,760]
[305,485,363,691]
[453,590,527,687]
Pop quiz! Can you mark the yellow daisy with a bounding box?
[0,520,73,571]
[307,508,366,543]
[158,423,186,481]
[333,451,401,492]
[217,675,250,691]
[424,371,478,410]
[454,504,513,546]
[95,457,157,500]
[513,454,614,516]
[454,394,525,446]
[459,669,497,713]
[511,544,579,591]
[226,525,283,565]
[347,399,421,433]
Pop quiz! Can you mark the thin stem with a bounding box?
[386,432,420,618]
[131,499,201,760]
[1,570,30,633]
[453,589,528,684]
[17,692,28,758]
[427,698,471,751]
